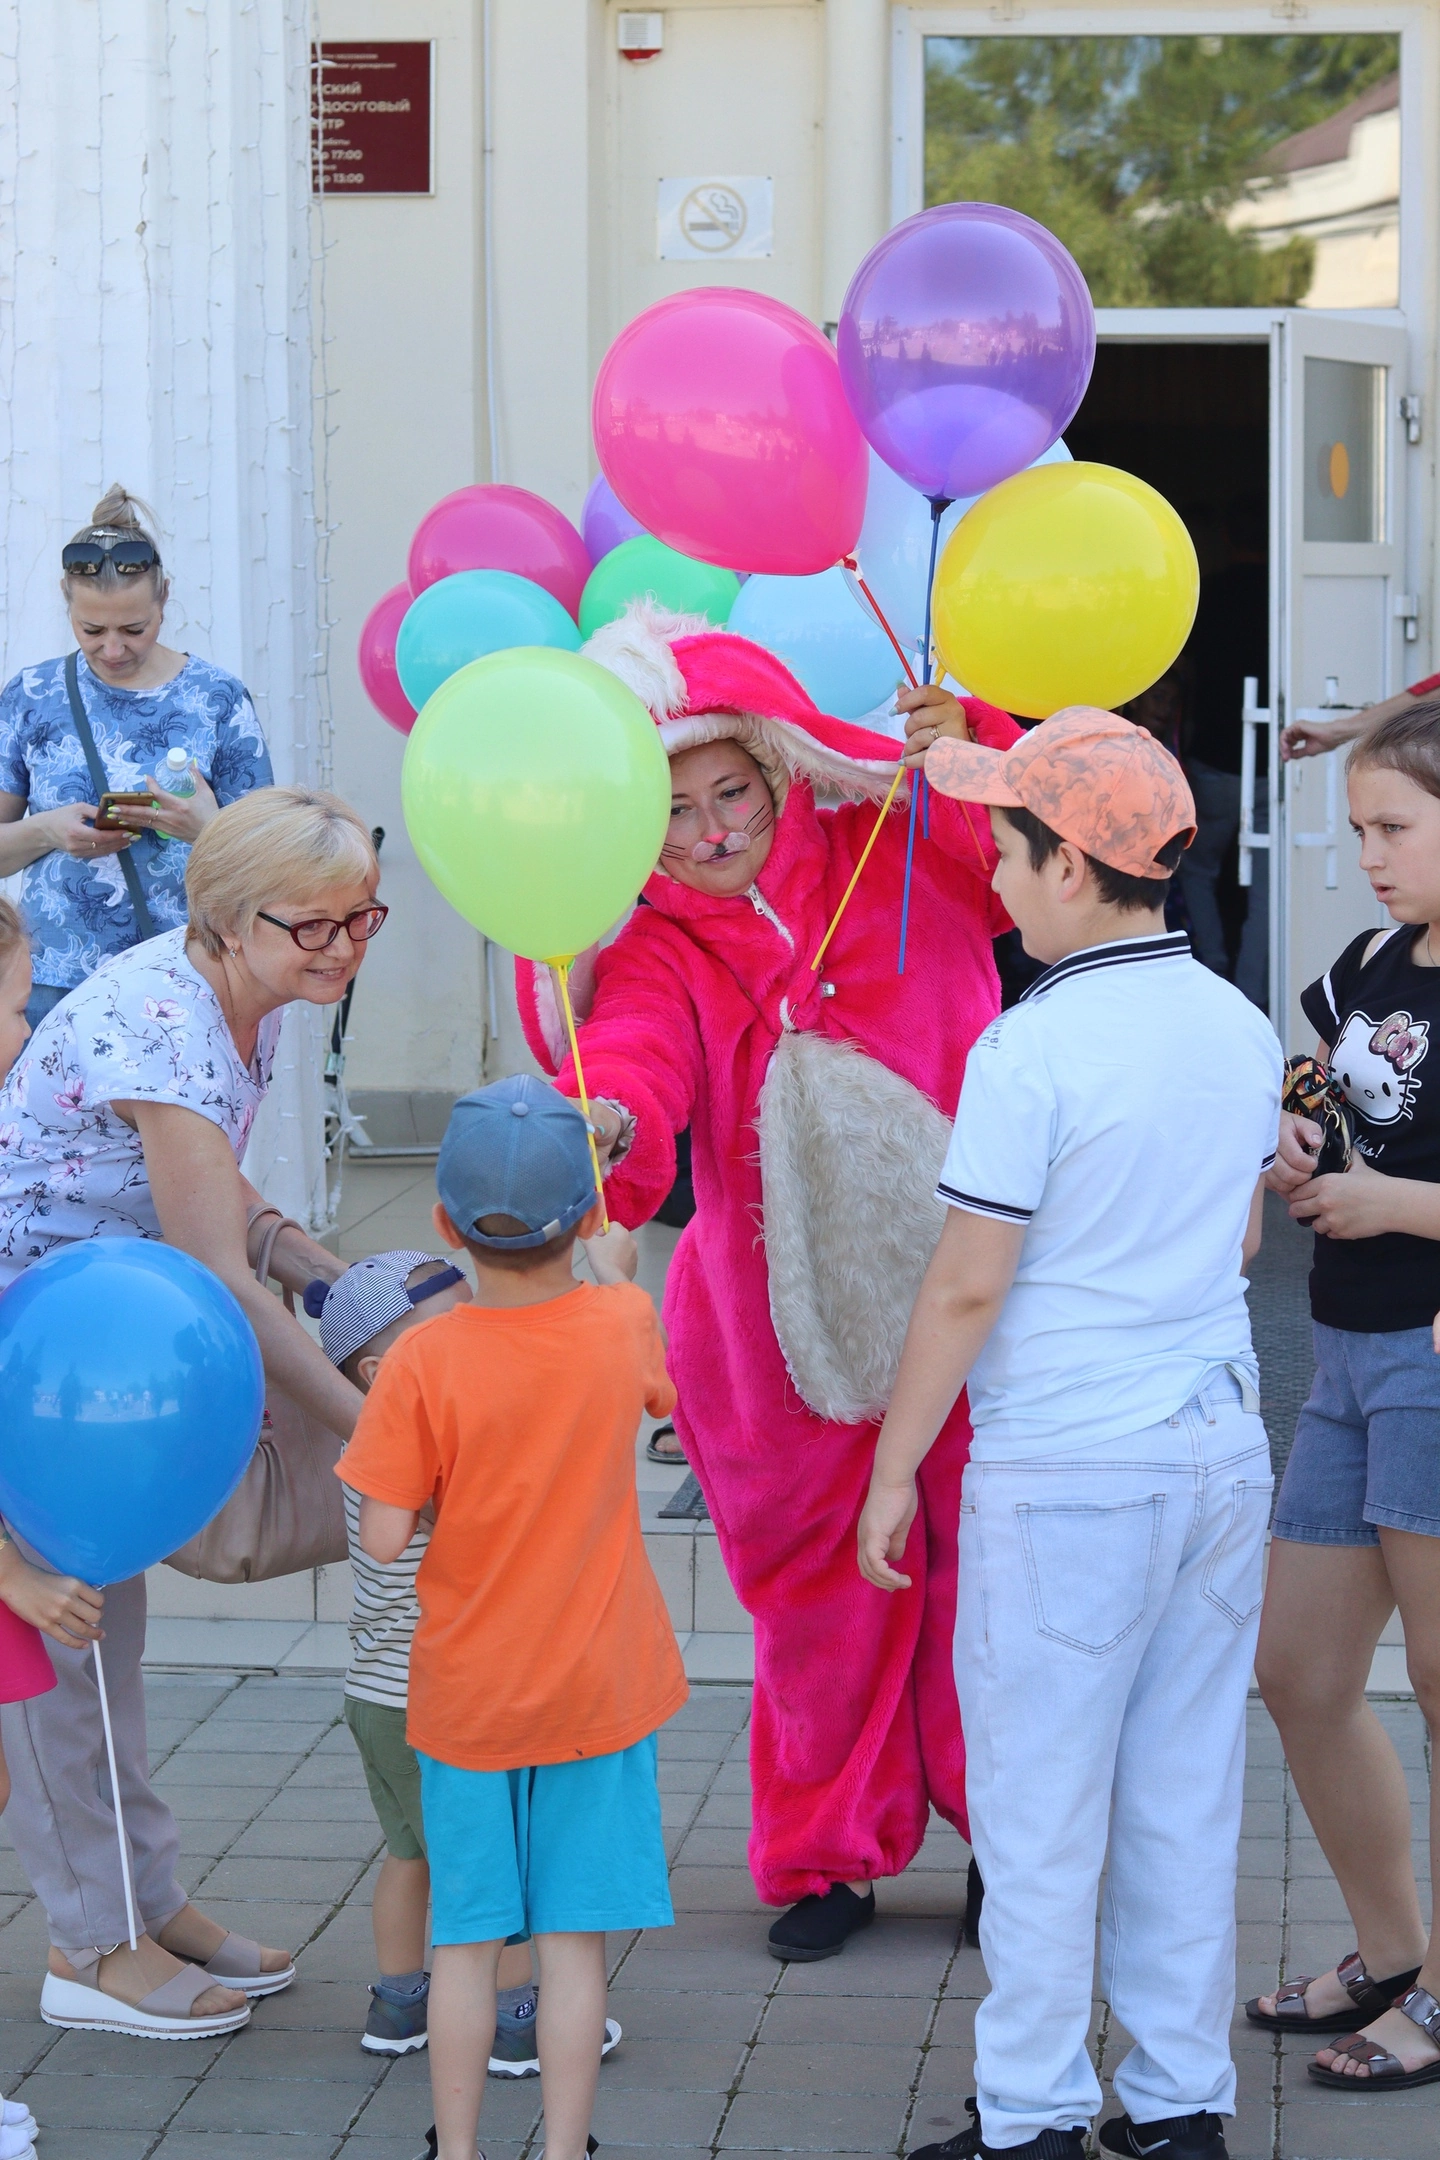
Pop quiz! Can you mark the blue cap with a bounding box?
[437,1075,598,1250]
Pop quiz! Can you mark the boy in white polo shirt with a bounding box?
[859,708,1283,2160]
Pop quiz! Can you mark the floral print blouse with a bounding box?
[0,929,281,1288]
[0,653,273,988]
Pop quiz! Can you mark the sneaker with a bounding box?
[488,2015,622,2078]
[907,2097,1087,2160]
[361,1983,429,2056]
[767,1883,876,1962]
[1098,2112,1229,2160]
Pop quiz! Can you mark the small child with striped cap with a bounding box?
[316,1249,542,2067]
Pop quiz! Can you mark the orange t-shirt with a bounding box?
[337,1281,685,1771]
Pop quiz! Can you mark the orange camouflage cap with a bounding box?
[924,706,1197,881]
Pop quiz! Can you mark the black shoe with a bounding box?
[1098,2110,1229,2160]
[962,1855,985,1947]
[417,2135,597,2160]
[767,1882,876,1962]
[907,2097,1086,2160]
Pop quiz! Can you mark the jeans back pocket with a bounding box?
[1016,1494,1164,1655]
[1201,1477,1273,1627]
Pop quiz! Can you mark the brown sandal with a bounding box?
[1308,1983,1440,2089]
[1245,1949,1422,2033]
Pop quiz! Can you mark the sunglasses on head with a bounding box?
[62,534,162,577]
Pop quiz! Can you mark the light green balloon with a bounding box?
[579,534,740,639]
[402,647,671,962]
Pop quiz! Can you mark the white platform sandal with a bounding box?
[201,1929,296,1998]
[40,1946,251,2039]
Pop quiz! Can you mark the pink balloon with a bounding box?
[592,289,867,577]
[408,485,590,620]
[358,583,417,735]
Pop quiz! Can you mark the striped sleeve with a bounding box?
[936,1014,1055,1227]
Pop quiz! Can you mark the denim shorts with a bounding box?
[417,1733,674,1945]
[1273,1322,1440,1545]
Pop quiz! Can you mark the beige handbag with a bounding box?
[164,1206,349,1583]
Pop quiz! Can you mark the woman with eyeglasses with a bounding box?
[0,787,386,2041]
[0,487,273,1030]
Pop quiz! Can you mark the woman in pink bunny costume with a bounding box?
[516,606,1020,1959]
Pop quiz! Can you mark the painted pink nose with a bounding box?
[692,829,752,863]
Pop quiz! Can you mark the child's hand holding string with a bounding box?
[584,1224,638,1286]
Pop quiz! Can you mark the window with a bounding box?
[924,35,1400,309]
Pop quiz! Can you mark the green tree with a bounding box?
[924,34,1396,307]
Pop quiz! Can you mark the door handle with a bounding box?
[1394,593,1420,643]
[1290,696,1363,890]
[1238,675,1269,890]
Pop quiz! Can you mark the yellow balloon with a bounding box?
[932,462,1199,719]
[401,646,671,963]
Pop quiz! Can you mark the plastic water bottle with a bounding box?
[154,746,197,842]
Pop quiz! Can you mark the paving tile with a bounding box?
[720,2089,906,2149]
[657,1761,717,1797]
[152,2139,343,2159]
[592,2085,728,2145]
[35,2027,232,2076]
[12,2069,197,2127]
[19,2137,154,2160]
[1279,2098,1440,2158]
[610,1989,765,2043]
[695,1793,753,1830]
[168,2073,365,2134]
[207,2025,388,2082]
[741,2040,918,2093]
[196,1857,364,1903]
[673,1826,753,1867]
[614,1948,774,1995]
[226,1818,383,1862]
[247,1979,372,2033]
[928,2000,979,2049]
[760,1994,932,2047]
[598,2035,745,2089]
[667,1867,769,1914]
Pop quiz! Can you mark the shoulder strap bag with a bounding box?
[164,1203,349,1582]
[63,650,157,943]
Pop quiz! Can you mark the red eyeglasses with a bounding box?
[256,904,389,952]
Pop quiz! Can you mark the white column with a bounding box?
[822,0,893,326]
[0,0,330,1228]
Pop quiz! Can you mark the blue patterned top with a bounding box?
[0,653,273,989]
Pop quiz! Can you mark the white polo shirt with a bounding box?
[938,932,1283,1456]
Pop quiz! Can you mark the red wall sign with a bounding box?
[312,43,434,196]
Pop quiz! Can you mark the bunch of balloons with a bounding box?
[359,477,745,738]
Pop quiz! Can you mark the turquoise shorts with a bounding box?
[417,1732,674,1944]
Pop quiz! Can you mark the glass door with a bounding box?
[1273,312,1412,1048]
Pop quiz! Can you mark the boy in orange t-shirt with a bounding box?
[339,1074,685,2160]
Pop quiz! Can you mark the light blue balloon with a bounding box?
[727,566,902,720]
[396,569,581,709]
[856,440,1073,665]
[0,1241,264,1584]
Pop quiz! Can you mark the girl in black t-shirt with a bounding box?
[1248,702,1440,2093]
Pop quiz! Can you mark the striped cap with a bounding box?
[316,1250,463,1368]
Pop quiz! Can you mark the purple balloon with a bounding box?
[582,473,646,564]
[837,204,1095,504]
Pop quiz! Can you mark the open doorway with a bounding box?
[1069,343,1271,1006]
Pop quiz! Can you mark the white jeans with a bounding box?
[956,1370,1271,2148]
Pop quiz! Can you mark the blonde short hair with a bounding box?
[186,788,379,957]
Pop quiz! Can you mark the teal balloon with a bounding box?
[727,566,901,719]
[579,535,740,639]
[396,569,580,708]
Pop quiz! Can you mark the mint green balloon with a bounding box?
[578,534,740,639]
[402,647,671,962]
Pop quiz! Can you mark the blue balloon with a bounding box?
[855,439,1073,666]
[396,569,581,710]
[727,566,901,720]
[0,1242,264,1584]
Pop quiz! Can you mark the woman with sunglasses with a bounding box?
[0,487,272,1030]
[0,787,386,2041]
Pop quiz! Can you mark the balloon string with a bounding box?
[550,957,610,1232]
[810,760,906,973]
[94,1639,139,1952]
[840,559,918,688]
[899,496,951,975]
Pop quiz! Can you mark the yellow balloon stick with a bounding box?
[549,956,610,1232]
[809,761,906,973]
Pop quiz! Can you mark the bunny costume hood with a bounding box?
[518,603,1021,1901]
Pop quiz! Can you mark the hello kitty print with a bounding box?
[0,927,280,1289]
[1330,1007,1430,1129]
